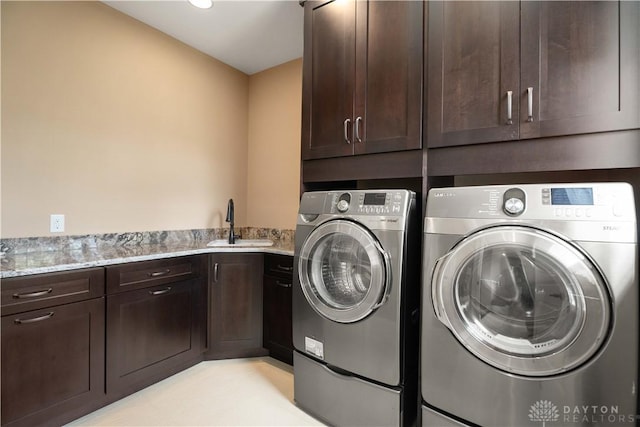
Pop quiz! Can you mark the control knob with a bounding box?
[504,198,525,216]
[337,199,349,213]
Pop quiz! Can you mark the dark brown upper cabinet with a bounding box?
[301,0,423,160]
[427,1,640,148]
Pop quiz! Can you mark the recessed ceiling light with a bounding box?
[188,0,213,9]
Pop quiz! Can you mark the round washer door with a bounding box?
[298,219,390,323]
[432,226,611,376]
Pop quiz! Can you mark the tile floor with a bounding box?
[66,357,326,426]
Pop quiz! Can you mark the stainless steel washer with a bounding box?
[421,183,638,426]
[293,190,420,427]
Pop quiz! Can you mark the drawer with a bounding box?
[264,254,294,278]
[1,268,104,316]
[106,255,204,294]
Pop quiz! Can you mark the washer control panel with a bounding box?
[328,190,410,216]
[539,186,625,219]
[427,183,635,222]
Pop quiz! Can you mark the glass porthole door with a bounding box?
[298,220,390,323]
[431,226,611,376]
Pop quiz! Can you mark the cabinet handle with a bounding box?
[276,280,292,288]
[506,91,513,125]
[149,287,172,296]
[276,264,294,272]
[343,118,351,144]
[213,263,219,282]
[527,87,534,122]
[12,288,53,299]
[355,116,363,143]
[14,312,54,325]
[148,269,171,277]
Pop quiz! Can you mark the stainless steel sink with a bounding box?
[206,239,273,248]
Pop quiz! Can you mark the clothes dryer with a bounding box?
[421,183,638,427]
[293,190,420,427]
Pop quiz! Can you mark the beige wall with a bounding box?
[247,59,302,230]
[1,1,262,238]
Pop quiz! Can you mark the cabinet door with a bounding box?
[427,1,520,147]
[354,1,423,154]
[263,254,294,365]
[1,298,105,427]
[520,1,640,139]
[208,253,265,359]
[263,277,293,364]
[302,0,356,160]
[106,280,204,399]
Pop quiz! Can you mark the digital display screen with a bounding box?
[551,188,594,205]
[363,193,387,206]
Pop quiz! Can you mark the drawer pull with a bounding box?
[148,269,171,278]
[12,288,53,299]
[276,281,292,288]
[14,312,54,324]
[149,287,172,296]
[276,264,294,272]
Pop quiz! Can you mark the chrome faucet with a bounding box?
[226,199,236,244]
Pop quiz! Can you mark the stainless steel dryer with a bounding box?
[421,183,638,427]
[293,190,420,427]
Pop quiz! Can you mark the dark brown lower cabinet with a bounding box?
[106,277,206,400]
[1,297,105,427]
[206,253,268,359]
[263,254,293,365]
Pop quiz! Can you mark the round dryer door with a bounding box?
[298,219,390,323]
[432,226,611,376]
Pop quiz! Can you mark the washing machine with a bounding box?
[421,183,638,427]
[293,190,420,427]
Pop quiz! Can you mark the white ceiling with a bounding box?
[104,0,304,75]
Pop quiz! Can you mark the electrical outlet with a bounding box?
[50,214,65,233]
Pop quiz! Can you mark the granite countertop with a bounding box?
[1,229,295,279]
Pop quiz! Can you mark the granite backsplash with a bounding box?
[1,227,295,256]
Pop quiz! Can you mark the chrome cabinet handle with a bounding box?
[276,264,293,272]
[355,116,363,142]
[148,269,171,277]
[14,312,54,325]
[276,280,292,288]
[149,287,172,296]
[13,288,53,299]
[213,263,219,282]
[506,91,513,125]
[527,87,534,122]
[343,118,351,144]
